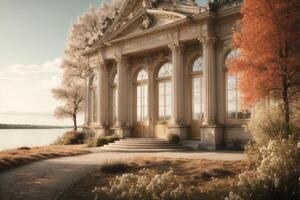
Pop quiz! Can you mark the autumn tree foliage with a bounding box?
[230,0,300,136]
[52,82,85,131]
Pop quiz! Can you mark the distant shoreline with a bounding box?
[0,124,74,129]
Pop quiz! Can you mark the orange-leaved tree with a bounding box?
[230,0,300,136]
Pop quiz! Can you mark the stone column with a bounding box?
[216,40,226,124]
[167,43,188,140]
[84,76,91,127]
[198,36,223,150]
[202,36,217,125]
[115,55,131,138]
[95,61,110,136]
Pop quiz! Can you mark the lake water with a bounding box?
[0,112,84,151]
[0,129,68,151]
[0,113,84,126]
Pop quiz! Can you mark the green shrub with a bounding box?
[88,135,120,147]
[106,136,120,143]
[101,162,128,173]
[168,134,180,144]
[53,131,86,145]
[18,147,31,150]
[95,137,109,147]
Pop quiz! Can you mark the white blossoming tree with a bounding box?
[62,0,122,82]
[53,0,122,127]
[52,82,85,131]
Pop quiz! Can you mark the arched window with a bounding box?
[157,63,172,121]
[91,75,98,123]
[136,69,148,122]
[191,56,205,120]
[111,72,118,122]
[192,57,204,72]
[226,49,251,120]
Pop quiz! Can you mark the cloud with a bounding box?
[0,58,64,114]
[7,58,63,76]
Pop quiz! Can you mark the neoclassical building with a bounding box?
[83,0,251,150]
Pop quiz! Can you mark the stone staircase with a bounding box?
[100,138,193,152]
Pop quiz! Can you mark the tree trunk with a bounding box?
[282,68,290,137]
[73,114,77,131]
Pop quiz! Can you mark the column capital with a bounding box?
[168,42,184,53]
[98,50,105,65]
[198,35,217,47]
[114,54,129,65]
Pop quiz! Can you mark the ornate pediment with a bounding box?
[91,0,203,47]
[109,9,189,41]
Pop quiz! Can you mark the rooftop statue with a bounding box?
[209,0,243,11]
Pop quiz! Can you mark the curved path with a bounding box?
[0,150,245,200]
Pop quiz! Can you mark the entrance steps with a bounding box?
[100,138,193,152]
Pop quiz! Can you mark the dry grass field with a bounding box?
[0,145,90,173]
[59,156,249,200]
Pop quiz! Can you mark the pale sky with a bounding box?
[0,0,207,115]
[0,0,101,114]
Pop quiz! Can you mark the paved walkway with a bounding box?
[0,150,245,200]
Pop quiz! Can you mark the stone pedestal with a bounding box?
[114,126,131,138]
[199,125,223,150]
[167,123,189,140]
[94,126,111,138]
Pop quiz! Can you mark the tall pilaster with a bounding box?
[95,59,110,136]
[216,40,226,124]
[167,43,188,139]
[201,36,217,125]
[115,55,131,138]
[84,76,91,126]
[198,35,223,150]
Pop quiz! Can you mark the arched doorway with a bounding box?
[190,56,205,139]
[155,62,172,138]
[133,69,149,137]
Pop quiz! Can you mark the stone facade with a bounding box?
[83,0,251,150]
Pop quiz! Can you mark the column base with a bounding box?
[94,126,111,138]
[167,123,189,140]
[199,124,224,150]
[113,126,131,139]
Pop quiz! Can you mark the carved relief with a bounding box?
[140,14,153,30]
[101,17,113,33]
[123,32,169,51]
[180,25,200,39]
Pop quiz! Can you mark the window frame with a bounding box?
[225,49,251,123]
[190,56,205,121]
[135,68,149,123]
[156,62,172,123]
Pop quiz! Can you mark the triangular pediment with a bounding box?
[92,0,201,47]
[109,9,188,41]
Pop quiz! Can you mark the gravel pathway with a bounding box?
[0,150,245,200]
